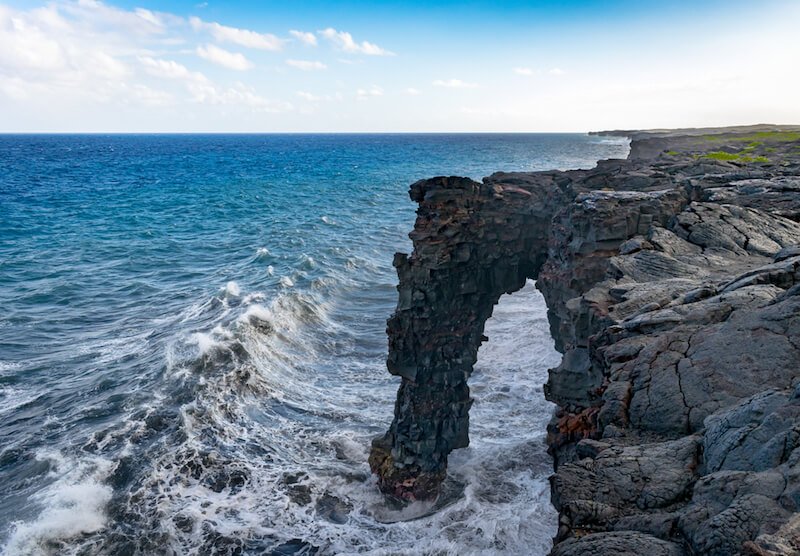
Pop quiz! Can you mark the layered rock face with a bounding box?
[370,129,800,554]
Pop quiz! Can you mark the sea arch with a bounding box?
[368,174,568,500]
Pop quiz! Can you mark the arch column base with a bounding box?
[369,434,445,501]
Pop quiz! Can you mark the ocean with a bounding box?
[0,133,629,555]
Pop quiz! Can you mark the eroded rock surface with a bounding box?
[370,128,800,554]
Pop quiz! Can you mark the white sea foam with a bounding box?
[240,303,273,326]
[3,452,113,556]
[0,360,21,374]
[280,276,294,288]
[5,271,555,555]
[0,386,40,417]
[192,332,223,355]
[242,292,266,304]
[108,280,557,555]
[224,281,241,297]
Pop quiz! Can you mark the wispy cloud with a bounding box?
[139,56,208,83]
[513,67,534,76]
[189,16,284,51]
[549,68,565,76]
[297,91,342,102]
[138,56,288,111]
[404,87,421,95]
[196,44,253,71]
[356,85,384,100]
[289,30,317,46]
[126,83,174,106]
[318,28,393,56]
[286,59,327,71]
[433,79,478,89]
[297,91,322,102]
[59,0,174,37]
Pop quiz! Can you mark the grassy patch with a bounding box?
[701,151,770,164]
[738,155,770,163]
[704,151,741,161]
[665,150,680,156]
[732,131,800,143]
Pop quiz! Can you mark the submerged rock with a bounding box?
[370,126,800,554]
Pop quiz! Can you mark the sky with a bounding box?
[0,0,799,132]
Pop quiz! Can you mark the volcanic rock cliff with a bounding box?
[369,127,800,555]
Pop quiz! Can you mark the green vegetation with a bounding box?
[665,150,680,156]
[732,131,800,143]
[704,151,740,161]
[700,151,769,164]
[741,141,763,153]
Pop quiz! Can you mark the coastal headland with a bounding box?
[370,125,800,555]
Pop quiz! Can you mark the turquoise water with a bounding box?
[0,134,628,555]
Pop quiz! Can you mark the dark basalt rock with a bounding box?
[370,127,800,554]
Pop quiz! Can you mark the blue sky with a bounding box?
[1,0,798,131]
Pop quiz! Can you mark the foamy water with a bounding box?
[0,134,628,554]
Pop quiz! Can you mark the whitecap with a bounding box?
[192,332,223,356]
[224,281,241,297]
[279,276,294,288]
[0,360,21,374]
[243,292,266,304]
[3,452,113,555]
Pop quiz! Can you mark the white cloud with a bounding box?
[286,59,327,71]
[133,8,162,28]
[433,78,478,89]
[138,56,289,112]
[289,30,317,46]
[404,87,420,95]
[139,56,208,83]
[513,67,534,76]
[549,68,565,76]
[127,83,173,106]
[189,16,284,51]
[296,90,342,102]
[193,82,292,112]
[61,0,176,37]
[318,28,393,56]
[297,91,321,101]
[196,44,253,71]
[356,85,383,100]
[0,3,133,101]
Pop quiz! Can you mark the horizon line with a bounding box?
[0,130,599,135]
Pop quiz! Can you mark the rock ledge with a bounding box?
[370,128,800,555]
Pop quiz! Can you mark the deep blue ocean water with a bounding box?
[0,134,629,555]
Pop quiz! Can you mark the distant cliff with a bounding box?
[370,127,800,555]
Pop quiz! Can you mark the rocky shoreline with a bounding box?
[369,127,800,555]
